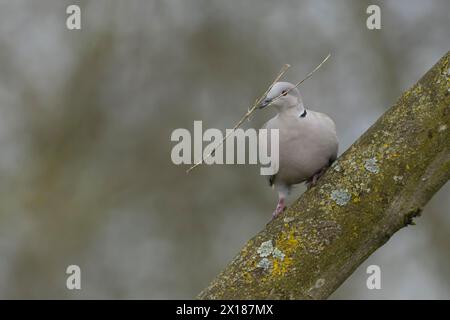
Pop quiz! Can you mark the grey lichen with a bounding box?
[315,278,325,288]
[364,158,380,174]
[307,278,326,296]
[272,248,285,261]
[257,258,272,270]
[331,189,351,206]
[393,175,404,183]
[257,240,274,257]
[331,161,341,172]
[283,216,295,223]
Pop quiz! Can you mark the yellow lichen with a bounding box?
[271,256,293,276]
[352,196,361,203]
[268,228,299,277]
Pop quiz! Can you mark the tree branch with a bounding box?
[198,51,450,299]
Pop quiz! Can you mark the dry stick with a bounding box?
[186,64,290,173]
[269,53,331,104]
[186,53,331,174]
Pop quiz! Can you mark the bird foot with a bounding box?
[272,203,286,219]
[306,175,319,190]
[306,166,329,189]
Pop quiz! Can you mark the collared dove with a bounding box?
[259,82,338,219]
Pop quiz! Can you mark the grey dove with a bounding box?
[259,82,338,219]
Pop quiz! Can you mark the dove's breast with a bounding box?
[264,110,338,185]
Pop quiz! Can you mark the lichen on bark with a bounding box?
[198,51,450,300]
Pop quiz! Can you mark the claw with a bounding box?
[306,165,330,189]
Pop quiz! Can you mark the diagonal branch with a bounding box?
[198,51,450,300]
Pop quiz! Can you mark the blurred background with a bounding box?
[0,0,448,299]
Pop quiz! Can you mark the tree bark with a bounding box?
[198,51,450,299]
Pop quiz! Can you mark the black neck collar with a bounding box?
[299,109,307,118]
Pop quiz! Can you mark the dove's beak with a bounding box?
[258,98,272,109]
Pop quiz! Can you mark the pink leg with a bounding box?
[272,197,286,219]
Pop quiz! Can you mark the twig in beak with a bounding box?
[268,53,331,106]
[186,64,290,173]
[185,53,331,173]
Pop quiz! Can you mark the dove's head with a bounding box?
[258,82,303,111]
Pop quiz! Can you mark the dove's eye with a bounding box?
[281,90,287,96]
